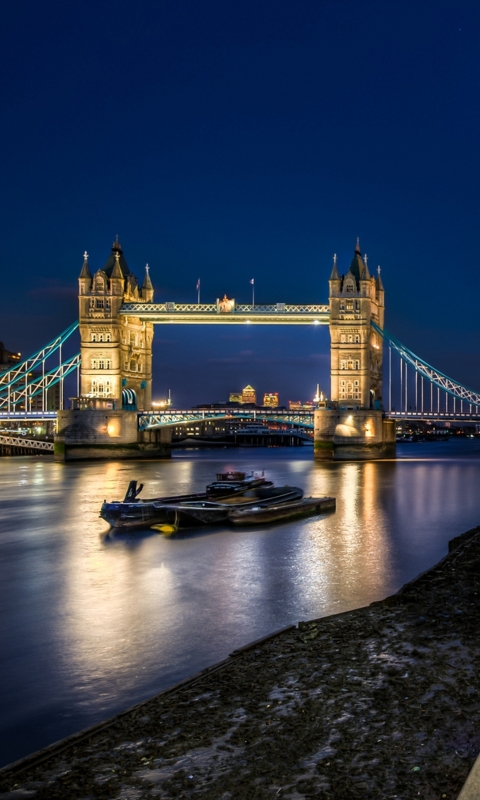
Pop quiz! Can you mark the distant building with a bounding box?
[0,342,21,369]
[241,385,256,404]
[229,392,243,404]
[263,392,279,408]
[289,400,315,411]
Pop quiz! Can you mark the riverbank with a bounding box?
[1,525,479,799]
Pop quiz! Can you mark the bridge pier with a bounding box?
[54,409,171,462]
[314,407,395,460]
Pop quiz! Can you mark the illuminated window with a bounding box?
[129,333,137,346]
[91,378,112,397]
[346,300,354,311]
[91,359,112,370]
[340,334,346,343]
[91,332,111,342]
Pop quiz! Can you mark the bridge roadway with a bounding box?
[2,409,480,427]
[119,303,330,325]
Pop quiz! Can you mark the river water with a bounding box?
[1,440,480,767]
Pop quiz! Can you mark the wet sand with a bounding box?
[1,526,479,799]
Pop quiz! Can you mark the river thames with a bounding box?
[1,440,480,767]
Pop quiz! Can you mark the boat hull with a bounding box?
[228,496,336,526]
[170,486,304,527]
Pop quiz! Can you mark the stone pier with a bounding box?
[54,409,171,462]
[314,406,395,460]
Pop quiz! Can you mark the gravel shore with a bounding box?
[1,526,480,800]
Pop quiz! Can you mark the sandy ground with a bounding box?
[1,526,480,800]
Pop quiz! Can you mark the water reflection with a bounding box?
[1,444,480,766]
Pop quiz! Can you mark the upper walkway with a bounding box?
[119,303,330,325]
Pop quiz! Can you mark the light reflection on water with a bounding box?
[1,441,480,766]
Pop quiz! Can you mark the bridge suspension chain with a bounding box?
[0,354,81,412]
[0,322,79,389]
[372,321,480,408]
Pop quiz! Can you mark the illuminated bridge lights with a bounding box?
[119,303,330,325]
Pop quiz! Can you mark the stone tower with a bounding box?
[78,239,154,411]
[329,241,384,408]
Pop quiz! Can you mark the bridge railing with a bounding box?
[120,303,330,315]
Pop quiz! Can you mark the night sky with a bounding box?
[1,0,480,407]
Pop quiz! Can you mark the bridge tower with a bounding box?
[78,239,154,410]
[329,241,384,408]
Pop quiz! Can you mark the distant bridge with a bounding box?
[138,408,315,430]
[0,435,53,453]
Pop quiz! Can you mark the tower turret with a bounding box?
[78,251,92,294]
[78,239,154,410]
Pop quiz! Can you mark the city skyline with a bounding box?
[2,2,480,406]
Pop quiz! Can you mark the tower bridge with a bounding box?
[2,237,480,459]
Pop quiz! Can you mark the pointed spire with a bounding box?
[329,253,340,280]
[349,239,366,282]
[362,253,371,280]
[79,250,91,279]
[376,264,384,291]
[142,263,153,290]
[111,250,123,279]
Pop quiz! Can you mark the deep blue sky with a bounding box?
[1,0,480,406]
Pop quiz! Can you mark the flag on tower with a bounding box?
[196,279,200,290]
[250,278,254,285]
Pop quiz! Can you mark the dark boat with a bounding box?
[100,472,273,530]
[167,485,304,527]
[228,496,336,526]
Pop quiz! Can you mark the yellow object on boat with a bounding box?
[151,524,178,534]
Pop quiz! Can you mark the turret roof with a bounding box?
[103,238,130,278]
[111,252,124,279]
[142,264,153,290]
[79,251,92,280]
[348,239,367,281]
[376,265,384,291]
[329,254,340,280]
